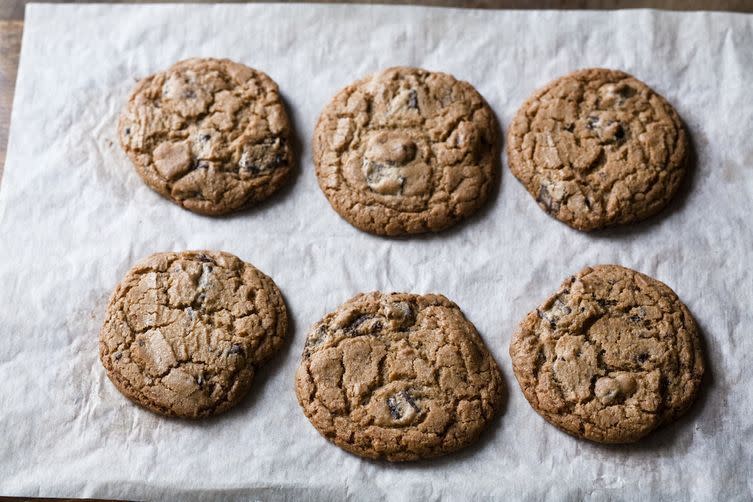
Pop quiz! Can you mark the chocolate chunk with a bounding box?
[194,292,206,308]
[618,85,637,99]
[349,315,370,331]
[387,390,419,420]
[613,124,625,141]
[537,184,559,213]
[407,89,418,110]
[348,315,383,335]
[365,162,388,185]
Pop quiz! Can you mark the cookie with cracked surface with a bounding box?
[295,292,504,461]
[510,264,704,443]
[507,68,688,231]
[119,58,293,215]
[99,250,287,418]
[313,67,498,236]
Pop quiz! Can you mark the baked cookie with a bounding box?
[313,67,498,236]
[119,58,293,215]
[507,68,687,231]
[295,292,504,461]
[99,250,287,418]
[510,265,704,443]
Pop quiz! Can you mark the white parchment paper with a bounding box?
[1,3,752,500]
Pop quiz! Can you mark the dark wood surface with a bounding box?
[1,0,751,179]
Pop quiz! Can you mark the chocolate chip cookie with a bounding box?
[313,67,498,236]
[100,251,287,418]
[507,68,688,231]
[295,292,504,461]
[119,58,293,215]
[510,265,704,443]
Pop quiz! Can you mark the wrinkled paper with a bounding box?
[1,3,752,500]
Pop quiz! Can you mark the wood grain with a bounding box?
[0,20,21,181]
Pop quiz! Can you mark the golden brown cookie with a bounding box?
[99,251,287,418]
[295,292,504,461]
[507,68,687,231]
[119,58,293,215]
[510,265,704,443]
[313,67,498,236]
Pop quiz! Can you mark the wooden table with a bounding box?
[1,1,750,180]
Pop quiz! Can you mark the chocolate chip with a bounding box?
[192,160,209,170]
[305,325,329,354]
[196,254,213,263]
[114,352,122,360]
[365,162,389,185]
[586,116,599,130]
[387,301,415,331]
[618,85,637,99]
[564,123,574,132]
[197,374,205,387]
[596,298,617,308]
[387,398,401,420]
[537,184,559,213]
[613,124,625,141]
[387,390,419,420]
[184,90,196,99]
[201,134,211,142]
[195,292,206,308]
[348,315,383,336]
[637,353,649,364]
[349,315,370,331]
[407,89,418,110]
[124,128,131,135]
[138,340,145,347]
[629,315,641,322]
[229,344,244,355]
